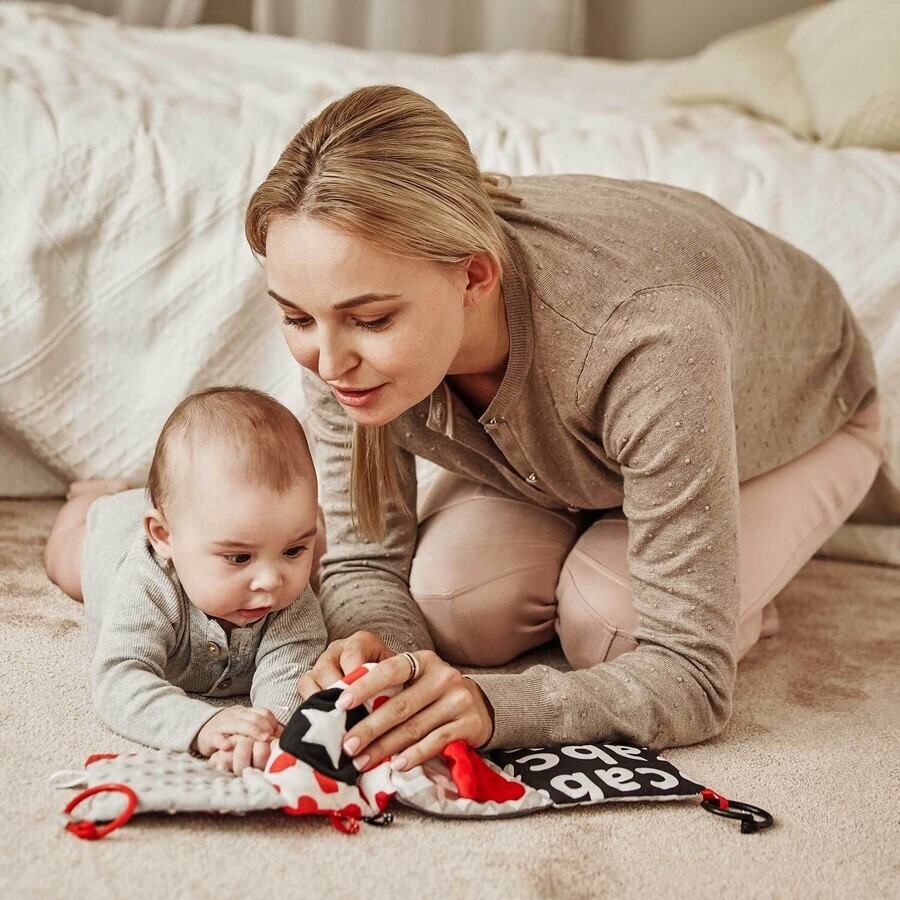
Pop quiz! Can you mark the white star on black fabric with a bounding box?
[298,707,347,769]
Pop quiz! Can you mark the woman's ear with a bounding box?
[462,253,500,308]
[144,509,174,560]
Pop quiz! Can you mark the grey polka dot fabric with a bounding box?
[55,750,282,822]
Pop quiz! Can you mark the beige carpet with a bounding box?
[2,499,898,900]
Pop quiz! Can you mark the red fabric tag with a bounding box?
[440,740,526,802]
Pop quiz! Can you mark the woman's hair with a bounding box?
[245,84,521,541]
[146,385,315,519]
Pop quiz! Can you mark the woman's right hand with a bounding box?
[298,631,397,700]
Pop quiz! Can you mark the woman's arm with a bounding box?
[333,287,743,767]
[469,287,742,750]
[302,369,435,655]
[251,584,328,722]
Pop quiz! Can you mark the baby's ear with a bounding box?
[143,509,173,559]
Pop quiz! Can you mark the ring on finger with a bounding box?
[400,651,420,688]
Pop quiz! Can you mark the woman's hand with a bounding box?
[298,631,397,701]
[334,650,494,773]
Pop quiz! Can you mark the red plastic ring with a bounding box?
[63,783,138,840]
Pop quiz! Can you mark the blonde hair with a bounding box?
[147,385,315,518]
[245,84,521,541]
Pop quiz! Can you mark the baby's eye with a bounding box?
[224,553,251,565]
[284,545,307,559]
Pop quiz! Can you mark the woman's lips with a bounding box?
[331,384,386,407]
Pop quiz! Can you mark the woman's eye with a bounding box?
[355,316,392,331]
[224,553,251,565]
[284,545,307,559]
[282,313,392,331]
[282,314,313,330]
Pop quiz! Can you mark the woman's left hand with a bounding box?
[336,650,494,773]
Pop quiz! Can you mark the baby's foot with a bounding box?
[66,478,131,502]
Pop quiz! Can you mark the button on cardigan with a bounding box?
[304,174,878,751]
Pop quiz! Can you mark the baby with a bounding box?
[44,386,328,774]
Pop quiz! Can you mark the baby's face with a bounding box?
[159,461,319,628]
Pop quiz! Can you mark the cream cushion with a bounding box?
[666,9,816,139]
[787,0,900,149]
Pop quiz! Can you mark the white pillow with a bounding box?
[666,9,815,140]
[787,0,900,149]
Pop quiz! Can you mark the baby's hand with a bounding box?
[193,706,281,757]
[208,735,274,776]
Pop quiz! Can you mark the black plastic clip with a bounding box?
[363,811,395,827]
[700,793,774,834]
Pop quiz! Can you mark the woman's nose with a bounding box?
[315,331,357,382]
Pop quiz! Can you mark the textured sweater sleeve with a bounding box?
[470,288,741,751]
[251,585,328,723]
[91,568,220,752]
[302,370,435,655]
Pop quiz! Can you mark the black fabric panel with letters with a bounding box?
[490,743,705,807]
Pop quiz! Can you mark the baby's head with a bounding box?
[143,386,319,628]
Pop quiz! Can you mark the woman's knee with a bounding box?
[409,481,579,666]
[557,510,783,670]
[555,511,639,669]
[411,563,561,666]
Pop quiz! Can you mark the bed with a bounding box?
[1,1,898,564]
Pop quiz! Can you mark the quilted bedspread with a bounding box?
[1,3,897,561]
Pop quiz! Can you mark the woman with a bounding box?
[243,84,885,775]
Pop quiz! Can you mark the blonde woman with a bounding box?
[245,85,885,776]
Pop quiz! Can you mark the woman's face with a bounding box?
[265,216,471,427]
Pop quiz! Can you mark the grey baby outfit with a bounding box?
[81,488,327,752]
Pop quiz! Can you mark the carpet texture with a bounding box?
[1,499,898,899]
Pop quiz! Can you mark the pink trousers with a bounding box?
[407,400,886,669]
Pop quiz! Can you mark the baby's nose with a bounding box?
[251,566,283,591]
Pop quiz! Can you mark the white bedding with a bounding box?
[1,3,898,561]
